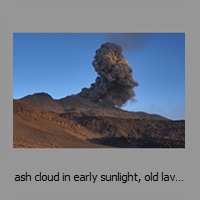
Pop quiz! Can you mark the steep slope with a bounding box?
[13,99,185,148]
[20,92,63,113]
[13,100,110,148]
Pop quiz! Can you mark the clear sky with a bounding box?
[13,33,185,120]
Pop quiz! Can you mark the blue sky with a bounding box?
[13,33,185,120]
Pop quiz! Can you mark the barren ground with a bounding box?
[13,93,185,148]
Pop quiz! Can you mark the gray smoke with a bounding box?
[79,42,138,107]
[107,33,149,51]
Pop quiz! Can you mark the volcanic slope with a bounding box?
[19,92,168,120]
[13,100,110,148]
[14,93,185,148]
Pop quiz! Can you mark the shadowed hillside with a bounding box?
[13,93,185,148]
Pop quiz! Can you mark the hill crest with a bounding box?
[19,92,168,120]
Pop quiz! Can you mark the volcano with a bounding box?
[13,92,185,148]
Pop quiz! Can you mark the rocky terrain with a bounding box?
[13,93,185,148]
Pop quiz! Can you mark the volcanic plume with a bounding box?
[79,42,138,107]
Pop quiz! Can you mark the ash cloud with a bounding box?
[108,33,150,51]
[79,42,138,107]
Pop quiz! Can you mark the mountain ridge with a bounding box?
[19,92,168,120]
